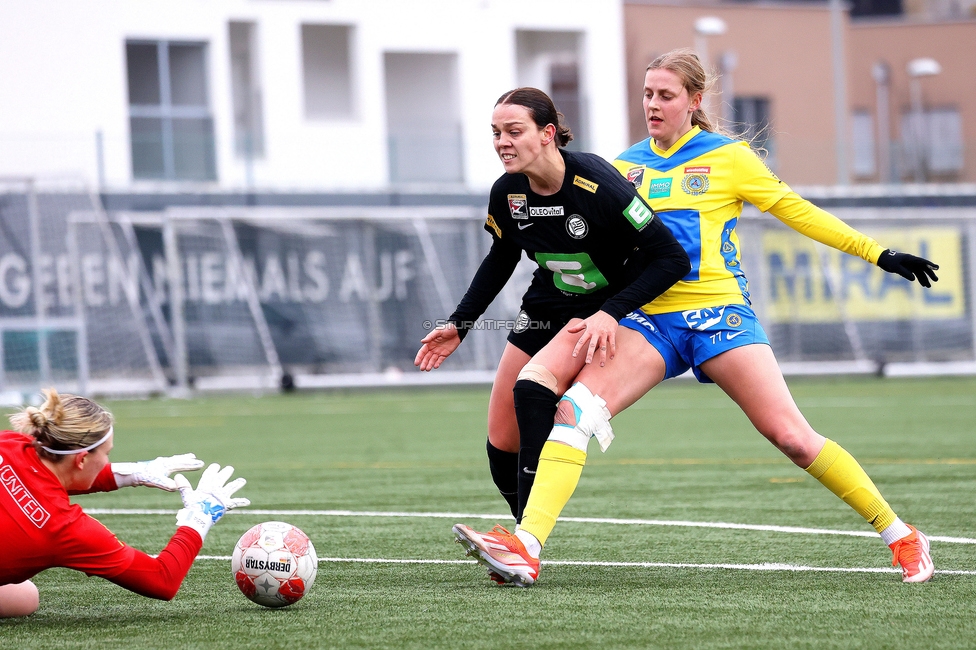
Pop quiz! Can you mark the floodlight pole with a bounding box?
[872,62,892,183]
[906,57,941,183]
[830,0,850,186]
[719,51,737,126]
[694,16,727,120]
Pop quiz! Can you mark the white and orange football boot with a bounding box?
[889,524,934,583]
[453,524,540,587]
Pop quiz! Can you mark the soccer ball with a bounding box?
[231,521,318,608]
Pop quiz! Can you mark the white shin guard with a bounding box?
[547,383,614,452]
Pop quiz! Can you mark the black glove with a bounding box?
[876,249,939,288]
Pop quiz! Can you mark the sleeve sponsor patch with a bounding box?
[573,175,598,193]
[485,213,502,238]
[623,196,655,230]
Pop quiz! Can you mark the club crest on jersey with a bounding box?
[726,313,742,328]
[647,178,672,199]
[565,215,588,239]
[508,194,528,219]
[682,173,709,195]
[513,310,530,333]
[626,166,645,189]
[529,206,565,217]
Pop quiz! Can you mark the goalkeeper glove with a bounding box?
[112,453,205,491]
[174,464,250,540]
[877,249,939,288]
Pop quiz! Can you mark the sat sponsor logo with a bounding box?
[0,461,51,528]
[684,166,711,174]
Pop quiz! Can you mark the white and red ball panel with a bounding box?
[231,521,317,608]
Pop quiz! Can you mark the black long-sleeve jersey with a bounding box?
[449,149,690,340]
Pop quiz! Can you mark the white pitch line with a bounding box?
[197,555,976,576]
[83,508,976,545]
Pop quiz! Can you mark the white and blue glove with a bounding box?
[112,453,205,491]
[174,463,250,540]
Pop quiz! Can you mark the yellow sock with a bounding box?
[520,441,587,546]
[805,439,896,532]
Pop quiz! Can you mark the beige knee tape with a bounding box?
[516,363,558,392]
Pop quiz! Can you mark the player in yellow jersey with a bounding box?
[453,49,939,587]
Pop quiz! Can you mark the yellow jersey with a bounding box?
[614,126,884,314]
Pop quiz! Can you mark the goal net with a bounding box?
[0,179,167,397]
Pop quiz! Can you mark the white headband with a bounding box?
[40,426,113,455]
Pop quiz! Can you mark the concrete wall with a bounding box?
[623,1,976,186]
[623,1,844,186]
[849,18,976,182]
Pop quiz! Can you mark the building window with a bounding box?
[550,62,582,152]
[302,24,354,120]
[126,41,216,181]
[848,0,902,17]
[900,107,964,179]
[732,96,772,154]
[384,52,463,184]
[515,30,585,150]
[926,108,964,174]
[851,110,876,178]
[229,22,265,158]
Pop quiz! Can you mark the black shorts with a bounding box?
[507,295,604,357]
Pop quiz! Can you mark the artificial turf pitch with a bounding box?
[3,376,975,649]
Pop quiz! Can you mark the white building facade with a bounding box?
[0,0,629,193]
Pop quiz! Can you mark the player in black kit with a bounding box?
[415,88,689,529]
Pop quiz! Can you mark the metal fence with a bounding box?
[1,180,974,398]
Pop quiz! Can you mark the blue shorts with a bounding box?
[619,304,770,383]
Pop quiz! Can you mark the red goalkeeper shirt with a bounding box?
[0,431,202,600]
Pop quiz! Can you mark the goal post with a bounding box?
[155,206,522,391]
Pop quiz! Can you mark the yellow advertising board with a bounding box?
[761,227,963,323]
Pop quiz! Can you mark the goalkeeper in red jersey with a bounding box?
[0,389,249,617]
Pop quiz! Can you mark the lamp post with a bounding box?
[719,50,737,127]
[872,61,891,183]
[829,0,849,185]
[694,16,727,119]
[906,57,941,182]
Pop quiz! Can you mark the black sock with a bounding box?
[486,440,519,519]
[513,379,558,523]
